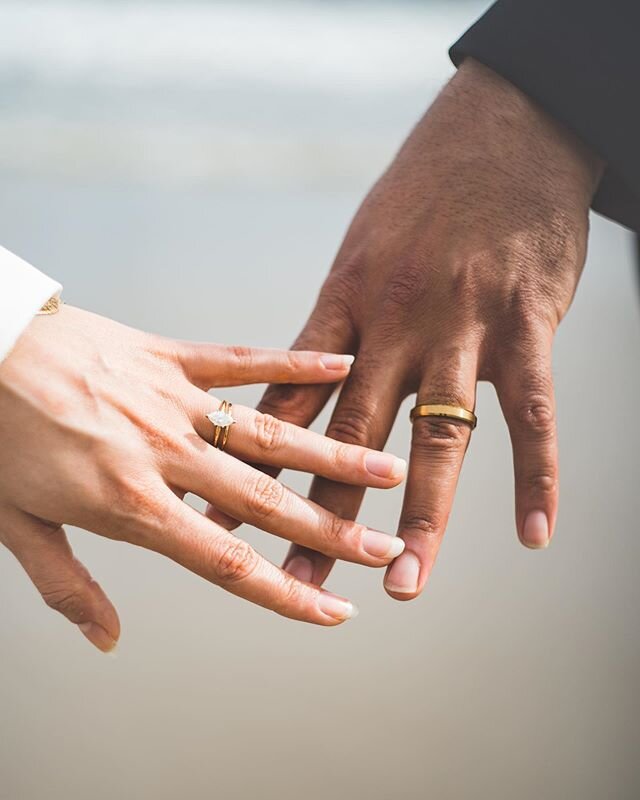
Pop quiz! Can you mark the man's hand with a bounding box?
[257,59,604,598]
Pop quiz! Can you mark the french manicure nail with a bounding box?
[384,551,421,594]
[78,622,118,654]
[362,530,405,559]
[318,592,358,621]
[522,510,550,549]
[285,555,314,583]
[320,354,355,370]
[364,452,407,480]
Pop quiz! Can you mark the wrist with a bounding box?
[447,58,605,199]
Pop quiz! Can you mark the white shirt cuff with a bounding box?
[0,245,62,364]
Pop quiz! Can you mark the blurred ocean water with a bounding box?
[0,0,482,185]
[0,1,470,89]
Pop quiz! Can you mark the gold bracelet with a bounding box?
[37,296,63,315]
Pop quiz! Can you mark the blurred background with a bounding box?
[0,2,638,799]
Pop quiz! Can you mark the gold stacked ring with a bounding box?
[410,403,477,430]
[206,400,236,451]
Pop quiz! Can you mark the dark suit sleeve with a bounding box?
[449,0,640,233]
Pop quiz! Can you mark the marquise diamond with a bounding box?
[207,410,236,428]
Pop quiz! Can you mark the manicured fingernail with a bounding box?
[384,551,421,594]
[78,622,118,654]
[362,530,405,559]
[522,510,549,549]
[318,592,358,621]
[365,452,407,480]
[285,555,314,583]
[320,354,355,370]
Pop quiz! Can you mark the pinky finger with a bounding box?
[151,496,358,626]
[496,347,559,550]
[1,508,120,652]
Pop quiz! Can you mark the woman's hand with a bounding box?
[0,305,406,651]
[257,59,604,598]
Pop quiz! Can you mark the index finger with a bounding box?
[177,342,355,390]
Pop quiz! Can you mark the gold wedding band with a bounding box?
[410,403,477,430]
[206,400,236,451]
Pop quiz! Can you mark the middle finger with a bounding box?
[285,348,407,585]
[167,447,405,568]
[384,343,478,599]
[190,392,407,488]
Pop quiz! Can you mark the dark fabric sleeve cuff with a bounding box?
[449,0,640,233]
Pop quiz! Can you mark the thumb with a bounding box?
[1,508,120,653]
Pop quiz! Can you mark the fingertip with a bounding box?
[85,585,120,651]
[383,550,421,598]
[389,457,407,482]
[317,591,359,624]
[364,452,407,483]
[78,621,119,654]
[319,353,355,372]
[362,530,405,561]
[519,509,551,549]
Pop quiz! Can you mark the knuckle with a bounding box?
[278,575,307,614]
[412,417,468,451]
[518,302,547,333]
[282,350,299,375]
[307,269,359,335]
[106,473,167,538]
[386,267,425,310]
[253,413,286,453]
[229,344,254,375]
[380,253,428,312]
[41,584,89,621]
[327,407,372,446]
[245,474,285,519]
[451,252,489,299]
[505,285,545,329]
[213,538,258,584]
[167,338,191,373]
[329,442,352,471]
[323,514,352,546]
[525,470,558,495]
[400,514,441,541]
[515,395,555,436]
[113,475,153,517]
[259,385,312,427]
[500,290,556,349]
[321,265,362,307]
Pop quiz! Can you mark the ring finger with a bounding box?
[190,393,406,489]
[167,447,405,568]
[384,343,478,599]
